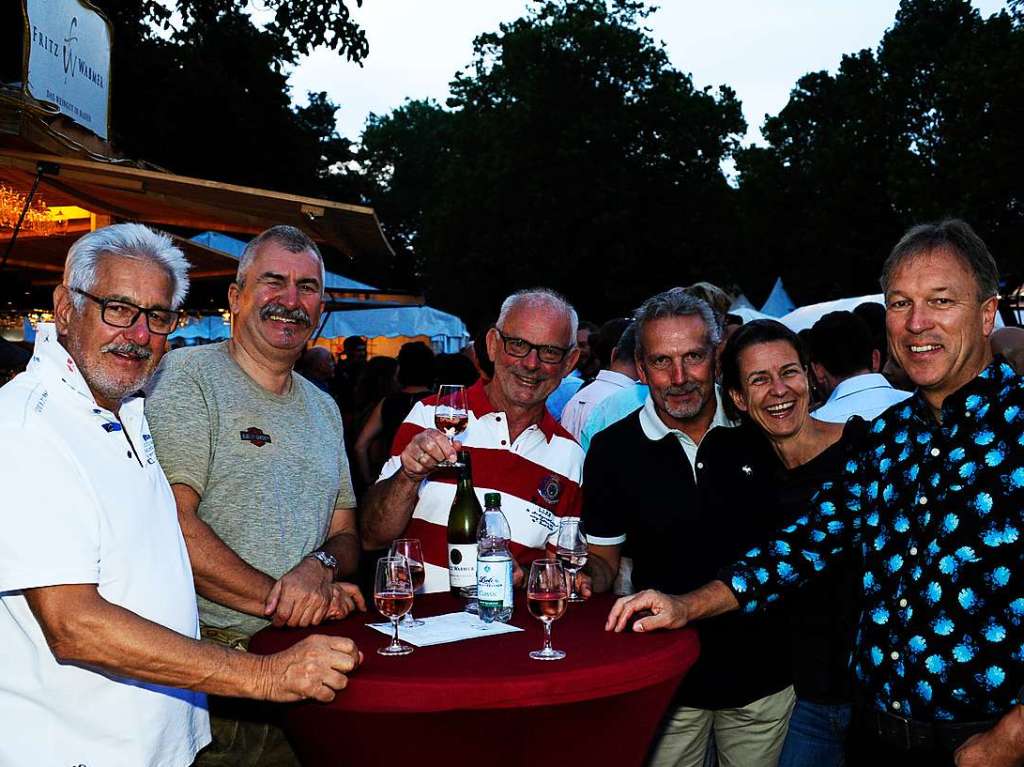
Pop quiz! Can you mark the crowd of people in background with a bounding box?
[2,218,1023,767]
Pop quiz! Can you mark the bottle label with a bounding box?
[477,555,512,607]
[448,543,477,589]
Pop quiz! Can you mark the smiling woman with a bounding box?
[710,318,868,767]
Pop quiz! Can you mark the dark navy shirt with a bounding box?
[721,358,1024,722]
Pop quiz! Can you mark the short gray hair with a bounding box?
[634,288,722,354]
[881,219,999,302]
[237,225,325,292]
[64,223,190,310]
[496,288,579,346]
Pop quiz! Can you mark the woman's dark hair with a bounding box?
[720,319,808,396]
[396,342,435,387]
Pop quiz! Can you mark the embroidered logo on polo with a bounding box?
[536,475,562,505]
[240,427,272,447]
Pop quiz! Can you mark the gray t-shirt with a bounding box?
[145,342,356,636]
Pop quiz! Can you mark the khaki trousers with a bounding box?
[649,685,797,767]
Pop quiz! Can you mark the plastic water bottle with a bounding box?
[476,492,514,623]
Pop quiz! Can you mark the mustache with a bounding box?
[101,342,152,360]
[664,382,701,396]
[260,303,311,326]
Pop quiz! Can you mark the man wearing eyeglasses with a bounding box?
[361,288,586,594]
[145,224,363,766]
[0,224,361,767]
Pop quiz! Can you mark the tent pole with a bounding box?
[1,163,57,270]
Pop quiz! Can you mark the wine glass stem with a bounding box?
[542,619,554,653]
[391,616,401,648]
[567,566,579,598]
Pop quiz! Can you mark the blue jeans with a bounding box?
[778,699,851,767]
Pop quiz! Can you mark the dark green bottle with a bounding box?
[446,450,482,596]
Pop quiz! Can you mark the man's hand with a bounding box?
[954,709,1024,767]
[263,557,334,627]
[399,430,460,481]
[260,635,362,703]
[576,571,593,600]
[605,589,689,633]
[324,582,367,621]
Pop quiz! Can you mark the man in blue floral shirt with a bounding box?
[607,219,1024,766]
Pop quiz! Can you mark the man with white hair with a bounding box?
[0,224,361,767]
[361,288,586,593]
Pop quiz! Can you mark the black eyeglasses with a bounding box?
[71,288,180,335]
[495,329,571,364]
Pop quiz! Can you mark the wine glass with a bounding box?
[527,559,568,661]
[374,556,414,656]
[556,517,588,603]
[434,384,468,467]
[389,538,426,627]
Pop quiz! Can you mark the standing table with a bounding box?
[250,591,699,766]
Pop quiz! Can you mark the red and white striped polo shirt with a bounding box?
[379,380,584,593]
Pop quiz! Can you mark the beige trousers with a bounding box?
[648,685,797,767]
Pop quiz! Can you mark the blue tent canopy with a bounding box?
[172,233,468,351]
[760,277,797,317]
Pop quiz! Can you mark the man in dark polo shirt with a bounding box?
[583,288,794,767]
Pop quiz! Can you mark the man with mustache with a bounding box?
[146,225,362,766]
[361,288,585,594]
[0,225,361,767]
[582,289,798,767]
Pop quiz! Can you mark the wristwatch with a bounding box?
[307,549,337,576]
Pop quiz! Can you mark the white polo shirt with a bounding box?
[0,325,210,767]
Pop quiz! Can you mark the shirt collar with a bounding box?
[594,369,636,388]
[908,355,1017,425]
[828,373,896,403]
[639,385,735,443]
[28,323,146,419]
[471,379,562,442]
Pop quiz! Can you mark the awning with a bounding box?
[0,148,394,270]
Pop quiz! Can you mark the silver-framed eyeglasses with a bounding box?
[496,329,571,364]
[71,288,180,335]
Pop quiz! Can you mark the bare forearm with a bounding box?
[586,554,618,594]
[321,529,360,579]
[683,580,740,621]
[180,513,274,616]
[359,472,420,549]
[27,587,269,699]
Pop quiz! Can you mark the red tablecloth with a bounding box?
[250,592,699,767]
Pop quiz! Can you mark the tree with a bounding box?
[735,0,1024,305]
[360,0,745,325]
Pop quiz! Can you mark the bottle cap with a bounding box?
[484,492,501,508]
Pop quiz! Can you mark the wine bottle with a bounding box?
[447,450,482,596]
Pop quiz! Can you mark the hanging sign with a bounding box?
[23,0,112,140]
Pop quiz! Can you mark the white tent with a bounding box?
[760,277,797,317]
[728,294,774,324]
[780,294,884,332]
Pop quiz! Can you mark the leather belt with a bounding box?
[863,708,994,752]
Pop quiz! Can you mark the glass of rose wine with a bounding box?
[389,538,426,627]
[374,556,415,656]
[527,559,568,661]
[555,517,588,603]
[434,384,468,468]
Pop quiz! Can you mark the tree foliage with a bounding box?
[360,0,745,325]
[735,0,1024,304]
